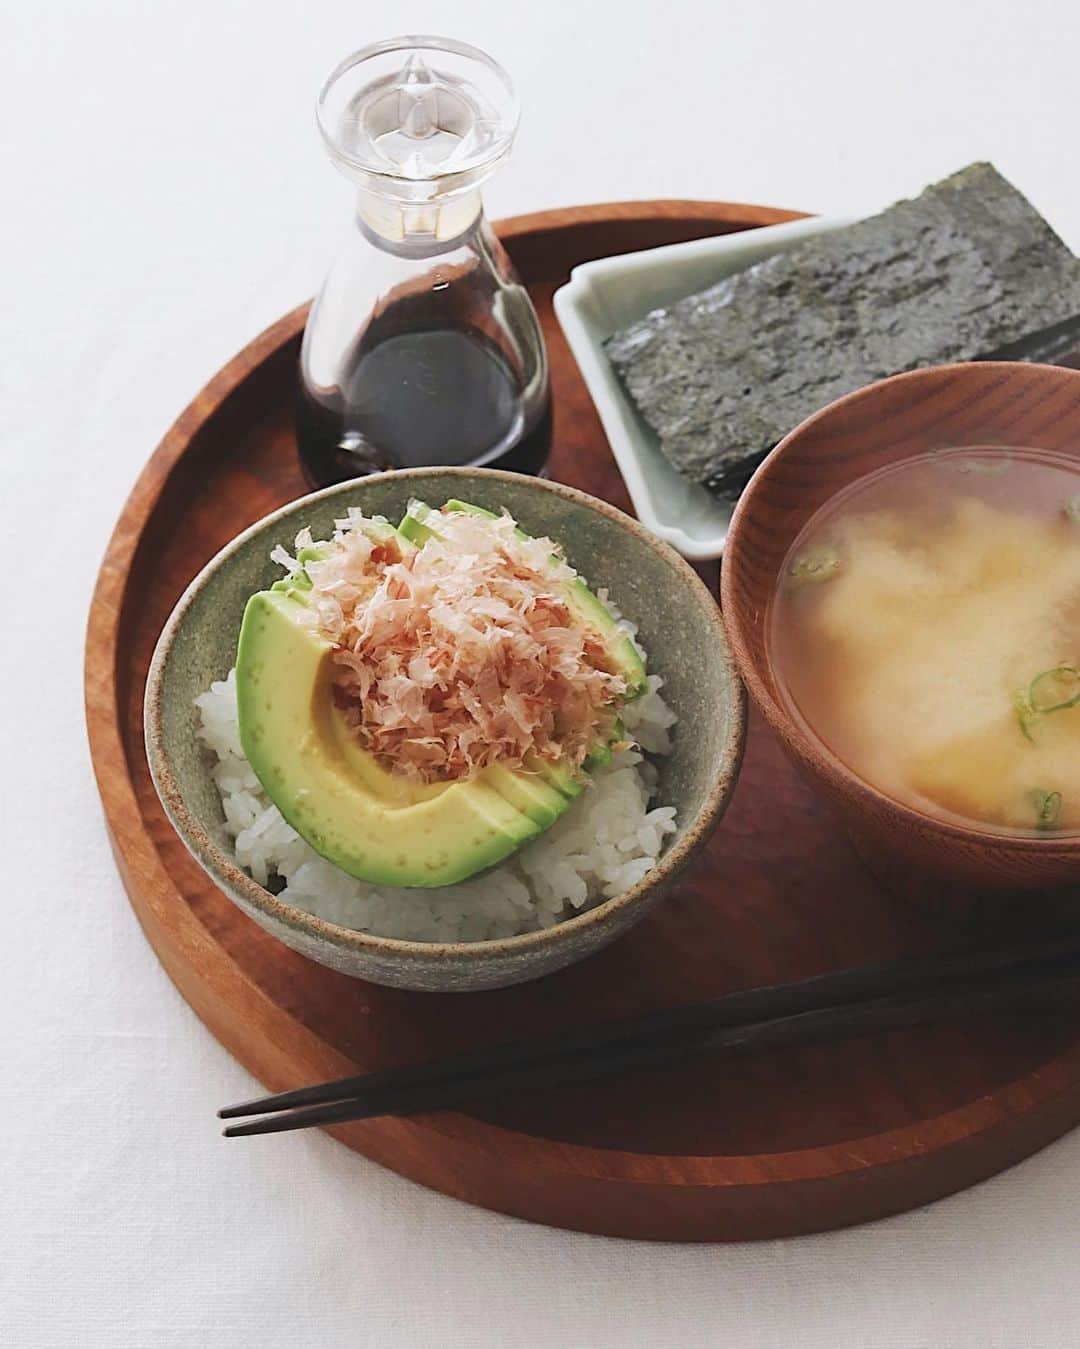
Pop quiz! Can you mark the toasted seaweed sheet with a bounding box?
[605,164,1080,499]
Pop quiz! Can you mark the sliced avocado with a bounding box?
[404,498,647,698]
[531,755,585,801]
[271,571,311,595]
[482,762,572,830]
[236,589,570,888]
[235,506,643,888]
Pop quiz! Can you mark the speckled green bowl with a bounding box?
[144,468,746,992]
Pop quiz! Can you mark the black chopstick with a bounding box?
[220,934,1080,1137]
[222,963,1080,1137]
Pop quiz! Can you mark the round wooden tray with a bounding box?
[85,200,1080,1241]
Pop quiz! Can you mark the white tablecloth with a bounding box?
[5,1,1080,1344]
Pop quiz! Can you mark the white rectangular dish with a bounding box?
[553,214,857,559]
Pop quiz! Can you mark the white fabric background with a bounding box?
[4,1,1080,1345]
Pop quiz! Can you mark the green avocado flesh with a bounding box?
[234,504,644,889]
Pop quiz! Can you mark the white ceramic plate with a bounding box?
[553,214,857,559]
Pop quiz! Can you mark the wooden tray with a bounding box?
[85,200,1080,1241]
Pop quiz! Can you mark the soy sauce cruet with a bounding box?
[297,36,552,488]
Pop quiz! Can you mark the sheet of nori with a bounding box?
[604,164,1080,499]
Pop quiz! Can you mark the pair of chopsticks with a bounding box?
[219,933,1080,1138]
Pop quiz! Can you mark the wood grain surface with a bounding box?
[85,200,1080,1241]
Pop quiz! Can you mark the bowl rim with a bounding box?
[720,360,1080,856]
[145,466,747,966]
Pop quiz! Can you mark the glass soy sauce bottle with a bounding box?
[297,36,551,488]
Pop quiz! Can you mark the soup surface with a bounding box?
[769,447,1080,837]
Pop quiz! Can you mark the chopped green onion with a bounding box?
[788,547,841,588]
[1012,689,1039,743]
[1029,664,1080,715]
[1032,788,1063,832]
[1014,665,1080,740]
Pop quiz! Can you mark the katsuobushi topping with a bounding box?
[272,505,630,785]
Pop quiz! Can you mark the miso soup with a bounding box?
[769,447,1080,837]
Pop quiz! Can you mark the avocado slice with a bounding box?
[235,505,640,888]
[237,589,583,888]
[399,499,648,698]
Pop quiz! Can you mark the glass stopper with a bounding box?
[317,36,519,199]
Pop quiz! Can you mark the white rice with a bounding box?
[194,624,679,944]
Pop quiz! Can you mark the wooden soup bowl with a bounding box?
[721,362,1080,902]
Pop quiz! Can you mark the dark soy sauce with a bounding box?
[297,323,552,488]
